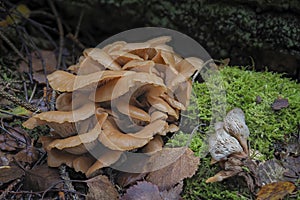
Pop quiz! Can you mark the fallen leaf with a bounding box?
[19,50,57,84]
[282,156,300,183]
[23,164,62,191]
[0,165,24,184]
[121,181,162,200]
[146,147,200,190]
[271,98,289,111]
[116,172,147,187]
[86,175,119,200]
[10,106,32,116]
[160,181,183,200]
[14,146,39,164]
[257,159,286,186]
[256,181,295,200]
[0,129,28,151]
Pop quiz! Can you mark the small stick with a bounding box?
[29,83,37,103]
[0,179,21,200]
[59,165,79,200]
[21,75,29,101]
[0,30,27,62]
[67,33,85,49]
[0,89,40,113]
[48,0,64,69]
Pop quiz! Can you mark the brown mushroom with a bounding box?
[86,150,123,177]
[47,113,107,154]
[142,135,164,154]
[72,155,95,174]
[109,50,144,66]
[47,70,132,92]
[84,48,121,71]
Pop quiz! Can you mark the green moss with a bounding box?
[168,66,300,199]
[193,66,300,159]
[183,157,252,200]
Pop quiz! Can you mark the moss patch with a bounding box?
[193,66,300,159]
[168,66,300,199]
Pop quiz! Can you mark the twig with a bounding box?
[0,178,21,199]
[59,165,79,200]
[29,83,37,103]
[0,30,27,62]
[48,0,64,69]
[19,27,49,88]
[70,10,85,63]
[21,75,29,102]
[50,90,56,111]
[67,33,86,50]
[0,89,40,113]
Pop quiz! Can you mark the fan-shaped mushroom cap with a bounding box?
[146,36,172,46]
[112,72,165,99]
[34,102,95,124]
[142,135,164,154]
[47,113,108,154]
[86,150,123,177]
[173,80,192,107]
[72,155,95,174]
[84,48,121,71]
[122,60,155,71]
[102,41,127,53]
[99,118,166,151]
[116,100,151,122]
[127,120,168,139]
[109,50,144,66]
[146,91,178,119]
[55,93,73,111]
[48,70,133,92]
[38,136,77,168]
[150,110,168,122]
[69,56,105,75]
[209,127,243,161]
[161,93,186,110]
[224,108,249,153]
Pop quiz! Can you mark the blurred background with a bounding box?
[1,0,299,81]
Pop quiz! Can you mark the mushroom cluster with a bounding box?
[207,108,250,182]
[23,36,204,177]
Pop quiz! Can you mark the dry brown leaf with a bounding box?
[23,164,62,191]
[116,172,147,187]
[256,181,295,200]
[271,98,289,111]
[14,146,38,164]
[19,50,57,84]
[86,175,119,200]
[160,181,183,200]
[146,147,200,190]
[0,165,24,184]
[121,181,162,200]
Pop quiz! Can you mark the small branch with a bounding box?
[48,0,64,69]
[0,30,27,62]
[0,89,40,113]
[0,179,21,200]
[67,33,85,49]
[59,165,79,200]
